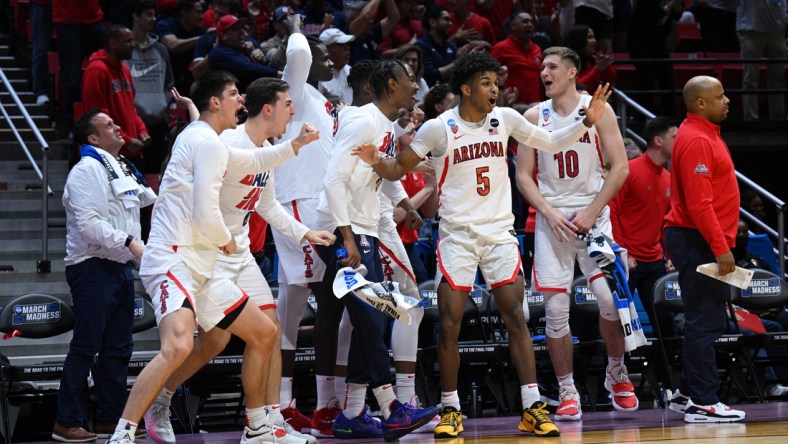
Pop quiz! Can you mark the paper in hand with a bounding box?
[696,263,754,289]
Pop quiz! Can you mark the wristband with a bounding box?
[125,235,134,247]
[582,117,592,128]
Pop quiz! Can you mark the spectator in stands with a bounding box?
[622,137,641,160]
[422,83,455,120]
[261,6,291,70]
[208,15,279,92]
[128,0,175,175]
[395,44,430,102]
[52,109,153,442]
[30,0,52,107]
[491,11,543,105]
[154,0,207,94]
[736,0,786,122]
[298,0,347,38]
[447,0,496,46]
[377,0,424,57]
[52,0,105,139]
[318,28,355,105]
[346,0,400,64]
[475,0,515,41]
[82,25,151,169]
[520,0,565,51]
[564,25,616,90]
[610,117,677,342]
[572,0,613,53]
[200,0,241,29]
[692,0,739,52]
[627,0,682,117]
[741,189,768,234]
[417,6,459,86]
[664,75,746,423]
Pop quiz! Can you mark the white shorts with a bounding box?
[214,256,276,310]
[271,198,327,285]
[532,205,610,293]
[435,221,522,291]
[378,219,418,299]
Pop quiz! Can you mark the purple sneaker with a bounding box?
[332,406,383,439]
[383,400,439,441]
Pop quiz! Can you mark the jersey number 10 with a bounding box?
[553,150,579,179]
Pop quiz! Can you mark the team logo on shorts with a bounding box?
[159,281,170,314]
[359,235,370,248]
[447,118,459,134]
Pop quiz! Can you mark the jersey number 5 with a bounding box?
[476,166,490,196]
[553,150,579,179]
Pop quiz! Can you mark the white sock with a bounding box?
[395,373,416,402]
[156,387,174,406]
[114,420,137,441]
[557,373,575,387]
[246,406,267,430]
[334,377,348,406]
[372,384,397,420]
[343,383,367,419]
[266,404,283,424]
[280,377,293,406]
[316,375,336,409]
[441,390,461,410]
[521,383,541,408]
[608,355,624,371]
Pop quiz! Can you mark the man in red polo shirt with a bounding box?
[663,75,745,423]
[490,11,543,106]
[609,116,676,339]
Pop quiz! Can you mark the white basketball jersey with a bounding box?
[536,95,604,207]
[434,107,514,243]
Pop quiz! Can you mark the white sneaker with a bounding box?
[683,399,745,423]
[555,385,582,421]
[668,389,689,413]
[271,415,317,444]
[144,401,176,444]
[36,94,50,106]
[241,424,303,443]
[766,384,788,397]
[107,431,134,444]
[407,396,440,433]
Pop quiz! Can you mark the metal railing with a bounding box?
[612,87,787,278]
[0,67,52,273]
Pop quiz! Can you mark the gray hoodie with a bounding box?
[125,33,174,126]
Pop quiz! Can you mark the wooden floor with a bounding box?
[21,402,788,443]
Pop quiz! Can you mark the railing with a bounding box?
[0,67,52,273]
[612,87,787,278]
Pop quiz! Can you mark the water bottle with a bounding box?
[336,248,348,267]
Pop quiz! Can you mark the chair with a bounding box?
[675,22,703,53]
[0,293,75,443]
[730,269,788,396]
[746,234,780,275]
[132,296,156,334]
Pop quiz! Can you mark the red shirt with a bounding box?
[450,12,496,45]
[476,0,513,40]
[665,113,739,256]
[248,212,269,254]
[396,172,425,244]
[490,37,543,105]
[609,154,671,262]
[378,20,424,53]
[53,0,102,24]
[577,63,617,89]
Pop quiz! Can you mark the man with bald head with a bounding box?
[663,76,745,423]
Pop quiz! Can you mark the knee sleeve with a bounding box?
[276,284,311,350]
[391,307,423,363]
[336,309,352,366]
[544,292,571,339]
[589,277,620,321]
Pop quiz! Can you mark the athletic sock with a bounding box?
[372,384,397,420]
[246,406,267,430]
[316,375,336,409]
[521,383,541,408]
[557,373,575,388]
[280,377,293,406]
[441,390,461,411]
[395,373,416,402]
[343,383,367,419]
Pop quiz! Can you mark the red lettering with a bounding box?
[159,281,170,314]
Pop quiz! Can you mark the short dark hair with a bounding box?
[104,24,131,48]
[643,116,677,147]
[542,46,581,70]
[244,78,290,118]
[423,84,451,121]
[190,70,238,112]
[128,0,156,18]
[449,52,500,96]
[74,108,104,146]
[176,0,200,16]
[422,5,447,33]
[369,60,409,100]
[347,59,378,90]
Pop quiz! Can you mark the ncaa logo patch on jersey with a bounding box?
[542,108,550,122]
[694,163,710,175]
[447,118,459,134]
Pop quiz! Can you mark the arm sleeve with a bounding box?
[64,163,128,250]
[324,113,370,228]
[226,141,296,173]
[409,118,447,158]
[192,139,232,246]
[380,179,409,206]
[677,139,730,256]
[502,107,591,154]
[283,34,312,110]
[256,173,310,244]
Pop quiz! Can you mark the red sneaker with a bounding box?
[281,399,313,434]
[605,365,639,411]
[310,399,340,437]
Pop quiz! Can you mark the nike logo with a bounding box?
[362,249,371,254]
[453,134,464,140]
[129,62,160,78]
[334,426,353,434]
[541,122,552,127]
